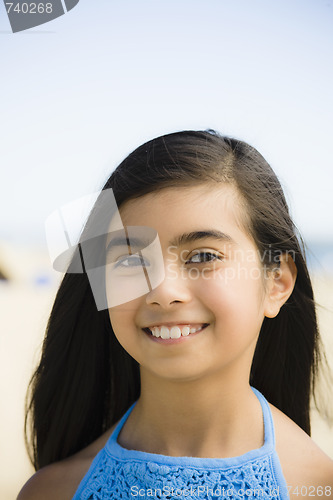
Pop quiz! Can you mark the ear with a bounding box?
[264,253,297,318]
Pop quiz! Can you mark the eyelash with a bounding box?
[113,250,224,269]
[185,251,224,265]
[114,254,149,268]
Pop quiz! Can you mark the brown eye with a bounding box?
[186,252,222,264]
[114,254,149,268]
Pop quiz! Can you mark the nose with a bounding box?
[145,260,192,308]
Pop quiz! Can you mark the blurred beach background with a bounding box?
[1,0,333,498]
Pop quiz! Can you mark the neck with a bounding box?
[117,370,264,458]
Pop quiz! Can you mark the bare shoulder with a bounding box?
[270,403,333,498]
[16,422,118,500]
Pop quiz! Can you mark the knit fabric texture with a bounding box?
[72,388,290,499]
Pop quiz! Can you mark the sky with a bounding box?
[1,0,333,249]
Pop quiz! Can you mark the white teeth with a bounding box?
[182,326,190,336]
[160,326,169,339]
[153,327,161,338]
[170,326,181,339]
[148,325,205,339]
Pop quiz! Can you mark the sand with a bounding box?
[1,244,332,500]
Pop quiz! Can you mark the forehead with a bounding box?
[109,184,252,248]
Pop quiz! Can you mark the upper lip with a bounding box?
[143,322,209,329]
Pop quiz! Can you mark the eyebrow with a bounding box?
[106,235,149,255]
[106,229,235,253]
[169,230,235,247]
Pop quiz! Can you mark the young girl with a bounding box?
[18,130,333,500]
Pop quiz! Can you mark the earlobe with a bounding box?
[264,253,297,318]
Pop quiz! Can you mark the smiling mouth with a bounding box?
[143,324,209,340]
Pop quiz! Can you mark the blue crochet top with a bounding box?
[72,387,290,499]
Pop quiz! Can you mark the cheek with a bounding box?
[108,303,138,347]
[195,267,265,325]
[108,292,142,321]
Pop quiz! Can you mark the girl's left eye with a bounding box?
[186,251,223,264]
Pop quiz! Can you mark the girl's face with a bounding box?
[107,184,273,383]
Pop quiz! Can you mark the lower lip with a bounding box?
[143,325,208,344]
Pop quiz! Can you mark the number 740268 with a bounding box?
[5,3,53,14]
[287,485,332,496]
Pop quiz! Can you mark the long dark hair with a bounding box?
[24,130,330,470]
